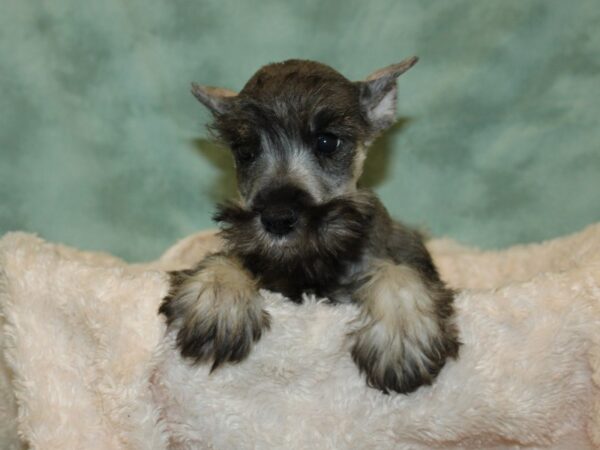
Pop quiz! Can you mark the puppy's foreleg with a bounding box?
[351,259,459,394]
[159,253,270,370]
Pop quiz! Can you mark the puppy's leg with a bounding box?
[351,259,459,394]
[159,253,270,370]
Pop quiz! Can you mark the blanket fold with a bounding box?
[1,225,600,449]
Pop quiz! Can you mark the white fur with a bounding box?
[368,87,397,125]
[1,224,600,449]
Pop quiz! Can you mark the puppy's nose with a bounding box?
[260,206,298,236]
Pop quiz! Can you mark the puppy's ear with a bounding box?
[358,56,418,132]
[191,83,237,115]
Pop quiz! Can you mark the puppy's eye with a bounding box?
[233,147,258,165]
[315,133,340,155]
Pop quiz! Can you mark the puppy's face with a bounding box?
[219,64,367,205]
[191,58,417,263]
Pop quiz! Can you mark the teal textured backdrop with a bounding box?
[1,0,599,261]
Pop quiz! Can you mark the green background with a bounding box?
[1,0,599,262]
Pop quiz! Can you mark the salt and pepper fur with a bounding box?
[160,56,460,393]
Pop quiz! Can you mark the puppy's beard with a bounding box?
[213,190,377,287]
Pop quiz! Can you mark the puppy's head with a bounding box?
[191,57,417,265]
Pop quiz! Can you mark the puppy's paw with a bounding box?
[351,319,458,394]
[159,254,270,370]
[351,261,460,394]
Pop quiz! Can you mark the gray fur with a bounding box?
[160,57,460,394]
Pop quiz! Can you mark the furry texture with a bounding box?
[351,260,458,393]
[213,189,377,301]
[180,55,460,393]
[1,225,600,449]
[159,253,271,370]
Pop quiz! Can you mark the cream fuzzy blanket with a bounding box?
[1,225,600,449]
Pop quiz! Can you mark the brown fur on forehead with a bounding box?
[212,60,370,146]
[240,59,353,97]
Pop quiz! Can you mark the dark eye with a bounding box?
[233,146,258,165]
[315,133,340,155]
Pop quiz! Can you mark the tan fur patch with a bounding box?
[357,260,440,345]
[350,144,367,188]
[163,253,271,368]
[351,259,453,393]
[176,255,260,329]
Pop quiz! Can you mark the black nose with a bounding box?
[260,206,298,236]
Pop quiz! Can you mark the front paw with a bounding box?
[159,255,271,370]
[351,320,457,394]
[350,261,460,394]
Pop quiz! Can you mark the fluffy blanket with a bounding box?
[1,225,599,449]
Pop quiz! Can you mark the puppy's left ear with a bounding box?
[191,83,238,115]
[358,56,418,132]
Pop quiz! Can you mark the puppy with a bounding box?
[160,56,460,394]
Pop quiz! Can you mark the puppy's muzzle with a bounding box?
[252,185,314,237]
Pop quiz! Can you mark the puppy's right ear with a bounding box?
[191,83,237,115]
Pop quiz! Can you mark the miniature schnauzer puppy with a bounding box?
[160,56,460,394]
